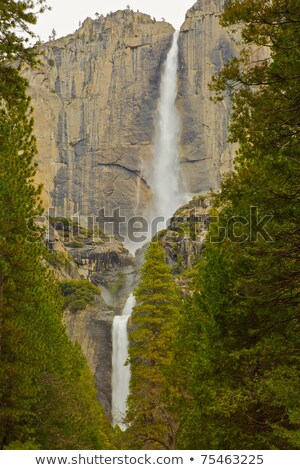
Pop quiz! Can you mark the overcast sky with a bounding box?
[33,0,197,41]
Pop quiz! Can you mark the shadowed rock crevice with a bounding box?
[96,162,149,187]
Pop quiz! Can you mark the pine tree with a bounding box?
[177,0,300,450]
[0,0,48,66]
[0,60,113,452]
[124,242,181,449]
[0,1,113,449]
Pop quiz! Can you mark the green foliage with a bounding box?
[0,1,49,66]
[176,0,300,450]
[60,280,100,313]
[34,358,113,450]
[45,250,71,269]
[0,1,113,450]
[4,440,41,450]
[108,272,125,295]
[124,242,182,449]
[66,240,84,248]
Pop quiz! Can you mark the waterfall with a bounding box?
[111,293,136,429]
[150,30,183,223]
[111,32,185,426]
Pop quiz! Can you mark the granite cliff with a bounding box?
[23,1,239,223]
[23,10,174,218]
[178,0,239,192]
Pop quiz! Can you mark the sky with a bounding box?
[33,0,197,42]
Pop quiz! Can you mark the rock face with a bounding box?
[24,10,174,218]
[161,195,211,270]
[23,2,241,223]
[178,0,239,193]
[64,299,114,419]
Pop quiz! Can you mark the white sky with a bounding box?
[33,0,197,42]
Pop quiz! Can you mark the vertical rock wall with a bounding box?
[24,11,174,218]
[64,302,114,418]
[178,0,239,194]
[24,3,241,218]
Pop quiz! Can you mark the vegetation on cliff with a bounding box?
[0,0,112,450]
[60,280,100,313]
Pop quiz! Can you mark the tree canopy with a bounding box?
[0,1,112,449]
[124,242,182,449]
[176,0,300,450]
[0,0,48,65]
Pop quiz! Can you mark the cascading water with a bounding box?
[111,31,185,426]
[150,30,183,223]
[111,293,136,429]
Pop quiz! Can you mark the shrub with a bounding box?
[60,280,100,313]
[66,241,84,248]
[108,272,125,295]
[46,251,67,267]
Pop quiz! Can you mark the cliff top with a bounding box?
[181,0,225,31]
[44,9,174,48]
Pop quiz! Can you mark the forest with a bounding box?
[0,0,299,450]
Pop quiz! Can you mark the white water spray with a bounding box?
[111,293,136,429]
[111,32,185,425]
[151,30,183,222]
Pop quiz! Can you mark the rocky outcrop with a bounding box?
[23,10,174,218]
[178,0,239,193]
[158,195,211,271]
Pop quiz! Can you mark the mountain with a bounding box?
[23,1,239,221]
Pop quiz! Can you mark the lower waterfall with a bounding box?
[111,293,136,429]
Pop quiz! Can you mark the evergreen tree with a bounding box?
[177,0,300,450]
[0,0,48,66]
[0,1,113,449]
[124,242,181,449]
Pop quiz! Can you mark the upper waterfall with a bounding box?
[150,31,184,224]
